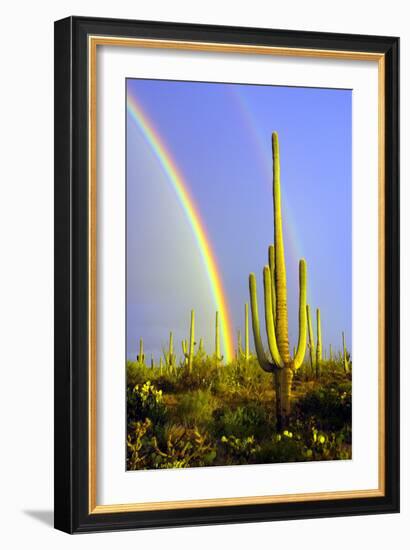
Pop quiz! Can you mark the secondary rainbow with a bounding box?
[127,93,235,362]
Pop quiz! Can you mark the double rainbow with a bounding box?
[127,93,235,362]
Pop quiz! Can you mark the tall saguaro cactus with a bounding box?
[238,303,250,362]
[249,132,308,428]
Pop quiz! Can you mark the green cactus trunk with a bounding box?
[169,332,176,374]
[215,311,223,362]
[342,331,349,373]
[272,132,291,365]
[137,337,145,366]
[188,310,195,372]
[329,344,333,362]
[249,132,307,429]
[181,339,188,366]
[316,308,322,378]
[274,367,294,428]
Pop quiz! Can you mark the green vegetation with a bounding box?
[127,356,351,470]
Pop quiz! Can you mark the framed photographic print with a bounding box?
[54,16,399,533]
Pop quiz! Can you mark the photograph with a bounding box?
[126,78,353,471]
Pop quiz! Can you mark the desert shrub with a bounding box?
[127,418,154,470]
[306,425,352,460]
[127,381,167,426]
[212,358,269,398]
[126,360,148,388]
[255,431,307,463]
[219,435,260,464]
[213,402,272,439]
[127,419,216,469]
[293,380,351,431]
[175,389,217,427]
[175,357,220,392]
[152,423,216,468]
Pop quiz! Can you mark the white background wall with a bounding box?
[0,0,407,547]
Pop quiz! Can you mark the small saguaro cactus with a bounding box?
[306,304,316,374]
[238,303,250,362]
[182,310,195,373]
[214,311,224,362]
[136,338,145,366]
[196,337,204,358]
[159,356,163,375]
[316,308,322,378]
[329,344,333,362]
[342,331,350,374]
[164,331,176,373]
[150,354,154,369]
[249,132,308,429]
[181,340,188,366]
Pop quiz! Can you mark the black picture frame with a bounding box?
[54,15,399,533]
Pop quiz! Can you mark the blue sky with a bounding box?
[126,78,352,362]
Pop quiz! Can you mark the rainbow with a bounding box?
[127,93,235,362]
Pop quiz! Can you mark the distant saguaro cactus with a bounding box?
[342,331,350,374]
[182,310,195,373]
[214,311,224,362]
[249,132,307,429]
[238,303,250,362]
[164,331,176,374]
[316,308,322,378]
[306,304,315,374]
[137,338,145,366]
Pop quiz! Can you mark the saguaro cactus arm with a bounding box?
[263,266,283,367]
[249,273,275,373]
[268,245,276,326]
[293,259,307,369]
